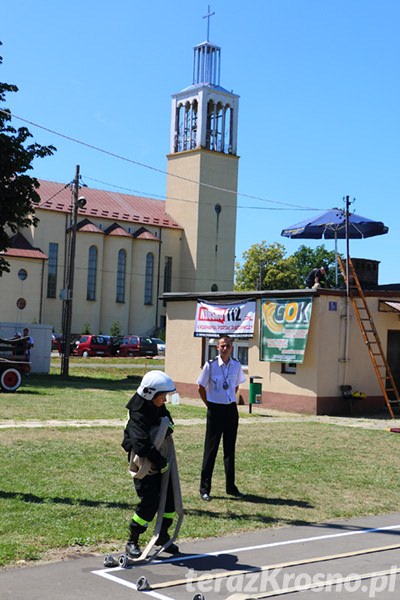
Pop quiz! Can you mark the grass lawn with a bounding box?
[1,364,399,568]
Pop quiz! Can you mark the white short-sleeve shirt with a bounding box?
[197,356,246,405]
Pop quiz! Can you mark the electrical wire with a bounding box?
[1,108,328,212]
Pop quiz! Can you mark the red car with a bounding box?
[118,335,158,357]
[72,335,112,357]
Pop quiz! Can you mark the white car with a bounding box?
[151,338,166,355]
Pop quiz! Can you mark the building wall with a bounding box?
[1,208,183,337]
[165,292,400,415]
[166,149,239,292]
[0,257,46,325]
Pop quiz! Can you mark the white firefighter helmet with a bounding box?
[137,370,176,400]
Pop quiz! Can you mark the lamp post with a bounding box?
[61,165,86,376]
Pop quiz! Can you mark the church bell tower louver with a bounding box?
[166,9,240,293]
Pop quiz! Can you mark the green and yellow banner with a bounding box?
[261,297,313,363]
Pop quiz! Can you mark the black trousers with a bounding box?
[134,473,175,524]
[200,402,239,495]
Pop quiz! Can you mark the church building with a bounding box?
[0,31,240,337]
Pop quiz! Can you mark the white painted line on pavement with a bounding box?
[92,523,400,600]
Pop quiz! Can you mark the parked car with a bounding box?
[118,335,158,357]
[71,334,112,357]
[56,335,80,355]
[110,336,124,356]
[51,333,62,351]
[151,337,166,355]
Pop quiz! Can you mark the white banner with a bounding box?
[194,300,256,338]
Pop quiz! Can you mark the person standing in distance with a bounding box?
[22,327,34,361]
[197,335,246,502]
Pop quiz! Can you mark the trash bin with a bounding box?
[249,376,262,413]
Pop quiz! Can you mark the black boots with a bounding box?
[155,518,179,555]
[126,518,179,558]
[125,522,146,559]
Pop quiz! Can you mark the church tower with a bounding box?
[166,11,239,292]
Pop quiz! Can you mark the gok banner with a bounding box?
[194,300,256,338]
[261,297,313,363]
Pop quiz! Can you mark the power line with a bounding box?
[1,108,327,212]
[81,174,316,212]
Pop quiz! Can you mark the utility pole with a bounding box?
[61,165,85,376]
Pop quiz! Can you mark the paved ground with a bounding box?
[1,400,400,431]
[2,512,400,599]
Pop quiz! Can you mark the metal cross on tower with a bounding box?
[203,5,215,41]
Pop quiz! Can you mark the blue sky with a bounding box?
[2,0,399,284]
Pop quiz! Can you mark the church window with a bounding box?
[144,252,154,305]
[87,245,97,301]
[224,105,233,153]
[47,242,58,298]
[164,256,172,293]
[206,100,224,152]
[175,101,198,152]
[116,249,126,303]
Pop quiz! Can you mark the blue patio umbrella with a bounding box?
[281,207,389,285]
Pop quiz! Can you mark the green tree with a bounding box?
[110,320,122,337]
[235,241,340,290]
[0,44,56,275]
[235,241,294,290]
[292,244,340,288]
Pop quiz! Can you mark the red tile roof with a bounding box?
[104,223,132,237]
[37,180,182,230]
[133,227,160,242]
[0,233,48,260]
[75,219,103,234]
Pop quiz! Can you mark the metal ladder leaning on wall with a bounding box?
[338,255,400,419]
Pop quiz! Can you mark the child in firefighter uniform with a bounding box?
[121,370,180,558]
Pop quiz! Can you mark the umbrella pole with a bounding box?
[345,196,350,297]
[344,196,351,362]
[334,233,338,287]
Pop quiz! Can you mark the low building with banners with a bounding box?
[164,286,400,416]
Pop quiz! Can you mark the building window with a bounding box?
[206,339,248,367]
[47,242,58,298]
[116,249,126,303]
[175,100,198,152]
[206,100,230,153]
[87,245,97,301]
[281,362,297,375]
[18,268,28,281]
[144,252,154,305]
[163,256,172,293]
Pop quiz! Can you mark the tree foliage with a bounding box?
[0,43,56,275]
[235,241,340,291]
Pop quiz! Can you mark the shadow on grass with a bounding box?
[22,373,134,392]
[205,494,314,508]
[0,489,132,509]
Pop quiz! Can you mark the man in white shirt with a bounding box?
[197,335,246,502]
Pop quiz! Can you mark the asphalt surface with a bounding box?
[2,513,400,599]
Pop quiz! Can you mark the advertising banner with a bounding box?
[194,300,256,338]
[261,297,313,363]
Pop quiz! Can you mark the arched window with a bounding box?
[175,101,198,152]
[87,245,97,301]
[47,242,58,298]
[144,252,154,305]
[116,249,126,303]
[224,105,233,153]
[206,100,224,152]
